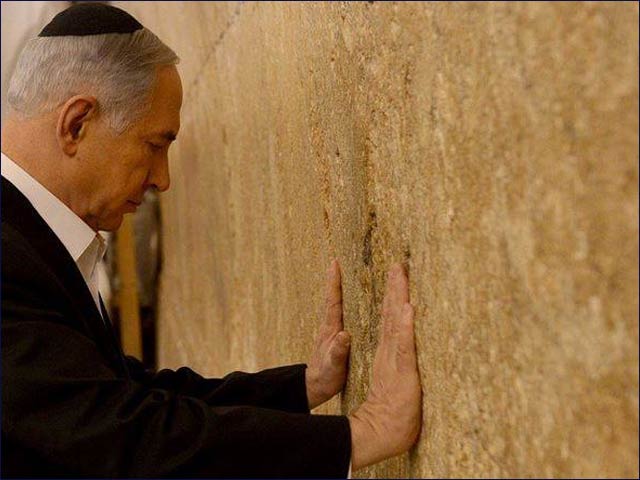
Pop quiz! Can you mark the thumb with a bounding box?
[397,303,417,368]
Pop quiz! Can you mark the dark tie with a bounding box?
[99,295,129,376]
[99,294,111,325]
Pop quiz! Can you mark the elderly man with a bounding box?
[1,4,421,478]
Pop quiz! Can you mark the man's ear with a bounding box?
[56,95,98,156]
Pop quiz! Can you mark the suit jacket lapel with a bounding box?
[1,176,128,375]
[99,294,130,374]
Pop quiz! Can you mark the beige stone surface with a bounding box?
[117,2,639,477]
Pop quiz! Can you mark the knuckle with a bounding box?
[325,298,342,309]
[383,321,394,339]
[397,343,410,357]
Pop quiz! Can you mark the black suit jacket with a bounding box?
[1,177,351,478]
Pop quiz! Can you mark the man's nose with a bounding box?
[149,156,171,192]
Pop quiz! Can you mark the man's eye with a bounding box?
[147,142,164,150]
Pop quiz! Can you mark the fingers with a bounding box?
[324,259,343,331]
[380,263,410,345]
[396,303,417,371]
[382,264,409,319]
[329,330,351,364]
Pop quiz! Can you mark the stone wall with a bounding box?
[116,2,639,477]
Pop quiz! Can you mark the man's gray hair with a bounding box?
[6,28,179,134]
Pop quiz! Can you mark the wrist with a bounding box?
[348,405,383,471]
[304,367,322,409]
[348,413,365,471]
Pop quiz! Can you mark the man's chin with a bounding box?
[99,214,125,232]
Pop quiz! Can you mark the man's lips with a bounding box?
[126,201,141,211]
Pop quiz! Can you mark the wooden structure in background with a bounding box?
[115,214,142,359]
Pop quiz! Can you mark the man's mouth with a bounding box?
[126,201,141,211]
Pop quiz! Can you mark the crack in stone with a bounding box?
[185,1,248,99]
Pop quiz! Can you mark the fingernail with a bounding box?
[390,264,403,279]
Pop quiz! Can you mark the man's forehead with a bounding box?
[135,110,180,137]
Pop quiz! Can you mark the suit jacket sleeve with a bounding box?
[2,235,351,478]
[124,355,312,414]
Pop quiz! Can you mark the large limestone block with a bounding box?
[117,2,639,477]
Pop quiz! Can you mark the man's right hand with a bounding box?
[348,263,422,471]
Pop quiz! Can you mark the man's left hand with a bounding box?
[305,259,351,409]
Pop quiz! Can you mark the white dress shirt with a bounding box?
[1,151,107,316]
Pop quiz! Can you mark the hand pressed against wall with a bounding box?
[305,260,351,409]
[305,259,422,469]
[349,263,422,470]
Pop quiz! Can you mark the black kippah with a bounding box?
[39,3,143,37]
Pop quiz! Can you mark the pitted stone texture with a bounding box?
[117,2,639,477]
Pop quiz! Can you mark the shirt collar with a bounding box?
[1,151,106,263]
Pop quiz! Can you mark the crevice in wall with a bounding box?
[186,1,248,100]
[362,210,376,267]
